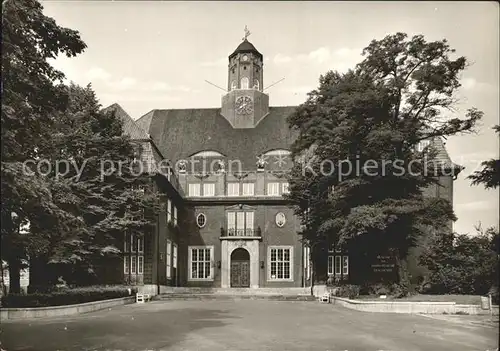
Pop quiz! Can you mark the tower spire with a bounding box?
[242,25,251,41]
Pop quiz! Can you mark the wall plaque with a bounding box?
[275,212,286,227]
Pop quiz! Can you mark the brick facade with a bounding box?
[106,36,460,290]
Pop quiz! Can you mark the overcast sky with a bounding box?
[43,1,499,235]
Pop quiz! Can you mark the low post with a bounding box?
[489,294,493,318]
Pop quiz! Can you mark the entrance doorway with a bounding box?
[230,248,250,288]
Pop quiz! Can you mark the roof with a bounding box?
[134,105,461,175]
[136,107,298,169]
[229,39,263,60]
[430,137,463,174]
[102,103,150,140]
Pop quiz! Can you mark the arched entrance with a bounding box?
[230,248,250,288]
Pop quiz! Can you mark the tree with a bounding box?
[468,125,500,189]
[287,33,482,293]
[1,0,86,292]
[29,83,161,288]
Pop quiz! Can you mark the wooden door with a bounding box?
[231,261,250,287]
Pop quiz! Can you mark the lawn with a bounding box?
[356,294,484,304]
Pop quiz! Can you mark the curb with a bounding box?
[331,296,500,315]
[0,296,135,320]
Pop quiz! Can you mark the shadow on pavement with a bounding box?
[1,304,237,351]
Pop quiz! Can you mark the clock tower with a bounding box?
[221,27,270,128]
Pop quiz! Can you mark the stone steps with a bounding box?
[154,293,316,301]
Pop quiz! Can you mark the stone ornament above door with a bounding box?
[275,212,286,227]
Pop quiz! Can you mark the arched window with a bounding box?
[231,80,237,91]
[241,77,249,89]
[253,79,260,90]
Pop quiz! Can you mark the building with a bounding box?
[105,34,462,293]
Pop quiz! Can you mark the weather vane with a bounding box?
[242,25,251,41]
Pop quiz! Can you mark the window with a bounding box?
[416,139,430,152]
[227,211,254,236]
[242,182,254,196]
[267,182,280,196]
[269,247,293,281]
[203,183,215,196]
[123,233,144,276]
[188,183,201,197]
[138,256,144,274]
[138,237,144,253]
[189,246,214,280]
[173,206,178,226]
[282,182,289,195]
[304,246,311,280]
[342,256,349,275]
[241,77,249,89]
[227,182,240,196]
[328,255,349,276]
[197,213,206,228]
[167,166,172,182]
[231,80,237,90]
[124,256,130,274]
[253,79,260,90]
[166,240,172,279]
[173,244,178,269]
[131,256,137,274]
[167,200,172,223]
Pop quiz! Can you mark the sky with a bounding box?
[42,1,499,235]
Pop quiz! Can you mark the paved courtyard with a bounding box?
[1,300,498,351]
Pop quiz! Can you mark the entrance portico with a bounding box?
[221,239,260,288]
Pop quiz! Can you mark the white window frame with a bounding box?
[124,256,130,274]
[197,213,207,228]
[138,236,144,253]
[227,211,254,236]
[203,183,215,197]
[328,255,348,276]
[188,183,201,197]
[267,182,280,196]
[282,182,290,195]
[166,240,172,279]
[268,246,293,281]
[188,246,214,281]
[138,255,144,274]
[131,256,137,274]
[167,199,172,223]
[242,182,254,196]
[241,77,249,89]
[304,246,311,280]
[227,182,240,196]
[173,244,178,269]
[173,206,178,225]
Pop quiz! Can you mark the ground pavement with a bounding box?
[1,299,498,351]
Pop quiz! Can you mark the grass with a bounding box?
[357,294,483,305]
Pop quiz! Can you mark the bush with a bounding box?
[1,285,137,308]
[419,228,499,296]
[334,285,360,299]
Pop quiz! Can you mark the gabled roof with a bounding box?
[102,103,150,140]
[136,107,298,169]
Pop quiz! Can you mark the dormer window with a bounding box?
[241,77,249,89]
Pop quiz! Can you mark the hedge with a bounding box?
[1,286,138,308]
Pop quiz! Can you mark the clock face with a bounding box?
[235,96,253,115]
